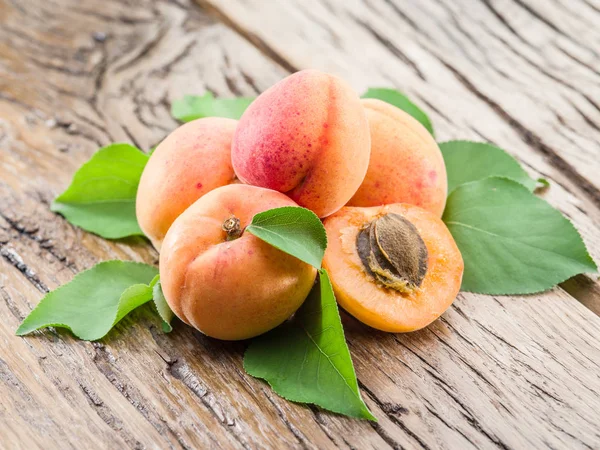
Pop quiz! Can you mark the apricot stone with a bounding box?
[136,118,237,250]
[232,70,371,218]
[323,204,463,333]
[347,99,447,217]
[160,184,317,340]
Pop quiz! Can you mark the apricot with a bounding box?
[347,99,447,217]
[232,69,371,218]
[136,117,237,250]
[323,204,463,332]
[159,184,317,340]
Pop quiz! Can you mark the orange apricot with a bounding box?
[160,184,317,340]
[232,69,371,218]
[322,204,463,332]
[136,117,237,250]
[347,99,447,217]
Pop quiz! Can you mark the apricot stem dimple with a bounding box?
[356,213,428,293]
[222,216,243,240]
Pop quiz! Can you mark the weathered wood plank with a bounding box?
[1,0,600,448]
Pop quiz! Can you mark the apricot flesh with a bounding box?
[232,69,371,218]
[323,204,463,333]
[348,99,447,217]
[159,184,317,340]
[136,117,237,250]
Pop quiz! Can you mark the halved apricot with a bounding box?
[322,204,463,332]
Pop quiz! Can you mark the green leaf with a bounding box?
[51,143,148,239]
[152,278,174,333]
[246,206,327,268]
[442,177,597,294]
[362,87,434,136]
[245,269,376,420]
[439,140,536,194]
[171,93,254,122]
[16,261,158,340]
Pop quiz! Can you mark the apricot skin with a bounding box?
[136,118,237,250]
[159,184,317,341]
[347,99,447,217]
[232,70,371,218]
[323,204,463,333]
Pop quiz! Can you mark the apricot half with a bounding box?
[323,204,463,332]
[347,99,447,217]
[136,117,237,250]
[160,184,317,340]
[232,69,371,218]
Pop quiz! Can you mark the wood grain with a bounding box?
[1,0,599,448]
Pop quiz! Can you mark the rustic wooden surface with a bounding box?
[1,0,600,448]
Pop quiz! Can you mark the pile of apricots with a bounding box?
[136,70,463,340]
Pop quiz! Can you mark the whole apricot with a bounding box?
[136,117,237,250]
[323,204,463,332]
[160,184,317,340]
[347,99,447,217]
[232,70,371,218]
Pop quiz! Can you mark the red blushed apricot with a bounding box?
[347,99,447,217]
[232,70,371,218]
[160,184,317,340]
[136,118,237,250]
[323,204,463,333]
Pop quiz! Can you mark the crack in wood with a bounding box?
[0,246,49,294]
[352,17,426,81]
[114,23,169,74]
[388,335,514,448]
[193,0,299,73]
[420,397,478,447]
[437,59,600,210]
[148,327,252,449]
[512,0,597,56]
[308,406,362,450]
[359,381,429,450]
[0,207,77,274]
[78,382,145,449]
[150,40,197,80]
[262,387,312,450]
[91,342,195,450]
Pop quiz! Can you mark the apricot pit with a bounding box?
[357,213,428,294]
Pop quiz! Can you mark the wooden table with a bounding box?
[1,0,600,448]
